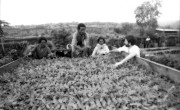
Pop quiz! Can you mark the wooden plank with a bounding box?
[143,49,180,56]
[136,57,180,83]
[0,57,24,74]
[0,38,5,56]
[141,47,180,51]
[4,36,52,42]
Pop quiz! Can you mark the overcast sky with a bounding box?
[0,0,180,25]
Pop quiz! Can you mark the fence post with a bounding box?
[1,37,5,56]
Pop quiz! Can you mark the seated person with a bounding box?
[91,37,109,57]
[110,35,140,68]
[24,37,54,59]
[71,23,90,57]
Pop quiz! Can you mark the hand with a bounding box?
[114,62,123,68]
[91,55,97,58]
[28,52,32,56]
[80,47,86,51]
[112,46,117,50]
[48,53,55,57]
[109,50,115,53]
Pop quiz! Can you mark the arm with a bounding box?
[48,41,56,51]
[71,32,83,50]
[115,52,137,67]
[46,45,55,57]
[104,45,110,53]
[71,32,77,51]
[91,45,98,57]
[84,33,90,48]
[110,48,123,53]
[47,46,52,54]
[23,45,36,56]
[110,45,128,53]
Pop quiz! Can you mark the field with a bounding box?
[0,55,180,110]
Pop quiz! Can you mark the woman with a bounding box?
[91,37,109,57]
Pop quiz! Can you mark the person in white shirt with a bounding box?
[145,36,151,48]
[91,37,110,57]
[110,35,140,68]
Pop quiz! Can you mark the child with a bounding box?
[91,37,110,57]
[110,35,140,68]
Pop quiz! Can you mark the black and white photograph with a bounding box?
[0,0,180,109]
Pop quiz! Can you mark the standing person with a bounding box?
[71,23,90,58]
[145,36,151,48]
[110,35,140,68]
[24,37,54,59]
[91,37,109,57]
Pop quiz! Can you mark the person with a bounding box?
[110,35,140,68]
[145,36,151,48]
[24,37,54,59]
[91,37,109,57]
[71,23,90,57]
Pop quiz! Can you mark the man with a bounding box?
[71,23,90,57]
[145,36,151,48]
[110,35,140,68]
[24,37,54,59]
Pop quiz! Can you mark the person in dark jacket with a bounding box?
[24,37,55,59]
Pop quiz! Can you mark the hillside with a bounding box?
[2,21,180,39]
[2,22,122,38]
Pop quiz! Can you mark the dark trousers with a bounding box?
[71,47,91,58]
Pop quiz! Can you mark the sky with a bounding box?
[0,0,180,25]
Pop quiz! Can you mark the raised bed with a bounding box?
[0,56,180,109]
[136,57,180,83]
[0,57,25,74]
[1,56,180,83]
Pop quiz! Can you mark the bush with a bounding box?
[51,28,72,49]
[107,38,124,48]
[89,35,98,48]
[0,42,27,57]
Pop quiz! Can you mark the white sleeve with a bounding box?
[129,46,140,57]
[91,45,99,56]
[71,32,77,52]
[104,45,110,53]
[84,33,90,48]
[117,46,128,53]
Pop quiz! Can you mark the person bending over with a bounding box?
[91,37,109,57]
[110,35,140,68]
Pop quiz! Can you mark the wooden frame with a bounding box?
[0,57,24,74]
[136,57,180,83]
[1,56,180,83]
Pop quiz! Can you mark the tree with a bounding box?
[134,0,161,37]
[0,20,9,56]
[114,23,134,35]
[51,28,71,48]
[0,20,9,37]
